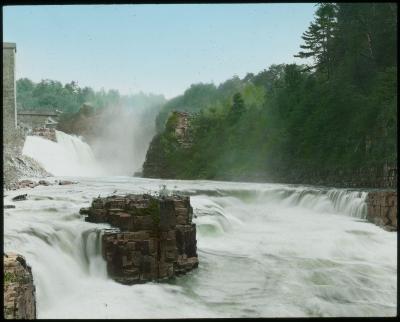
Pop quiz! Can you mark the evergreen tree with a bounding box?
[295,3,338,78]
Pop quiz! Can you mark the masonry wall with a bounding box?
[18,113,58,129]
[3,43,17,142]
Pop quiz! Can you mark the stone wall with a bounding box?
[18,110,59,129]
[80,194,198,284]
[3,43,17,142]
[4,253,36,319]
[366,191,397,231]
[31,127,57,142]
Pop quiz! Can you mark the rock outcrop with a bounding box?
[3,126,51,190]
[142,111,193,178]
[4,253,36,319]
[80,193,198,284]
[366,191,397,231]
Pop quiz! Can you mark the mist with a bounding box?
[89,101,164,176]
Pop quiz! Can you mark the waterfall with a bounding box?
[22,130,105,177]
[3,177,396,318]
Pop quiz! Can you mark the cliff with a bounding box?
[142,111,396,189]
[3,253,36,319]
[142,111,193,178]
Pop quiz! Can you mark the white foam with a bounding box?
[22,130,105,176]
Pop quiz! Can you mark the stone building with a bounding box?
[17,109,61,129]
[3,42,17,141]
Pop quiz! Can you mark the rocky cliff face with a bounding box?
[80,193,198,284]
[366,191,397,231]
[142,111,192,178]
[3,253,36,319]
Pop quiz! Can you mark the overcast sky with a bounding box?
[3,4,316,99]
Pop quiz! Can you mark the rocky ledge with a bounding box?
[366,191,397,231]
[80,193,198,284]
[4,253,36,319]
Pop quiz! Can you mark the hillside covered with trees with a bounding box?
[16,78,166,114]
[144,3,397,185]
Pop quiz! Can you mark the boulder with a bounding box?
[12,194,27,201]
[58,180,76,185]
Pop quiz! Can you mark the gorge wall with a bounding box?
[142,111,397,189]
[80,193,198,284]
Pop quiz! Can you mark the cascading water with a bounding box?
[22,130,105,176]
[3,177,396,318]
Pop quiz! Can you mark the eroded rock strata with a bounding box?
[3,253,36,319]
[81,194,198,284]
[366,191,397,231]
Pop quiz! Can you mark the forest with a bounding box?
[16,78,166,114]
[148,3,397,181]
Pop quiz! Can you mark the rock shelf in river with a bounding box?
[80,194,198,284]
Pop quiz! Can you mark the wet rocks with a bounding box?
[12,194,27,201]
[366,191,397,231]
[81,193,198,284]
[10,179,55,190]
[38,180,51,186]
[58,180,77,185]
[3,253,36,319]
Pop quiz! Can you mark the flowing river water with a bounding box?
[4,176,397,318]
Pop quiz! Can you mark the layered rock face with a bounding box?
[4,253,36,319]
[366,191,397,231]
[81,194,198,284]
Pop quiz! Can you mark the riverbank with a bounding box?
[3,127,51,190]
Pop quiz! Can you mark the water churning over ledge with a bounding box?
[22,130,105,177]
[3,177,396,318]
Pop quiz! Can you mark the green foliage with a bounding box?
[144,198,161,225]
[149,3,397,182]
[16,79,166,115]
[4,272,28,284]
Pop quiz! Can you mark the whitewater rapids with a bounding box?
[3,176,397,318]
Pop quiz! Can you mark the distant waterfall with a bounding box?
[22,130,105,177]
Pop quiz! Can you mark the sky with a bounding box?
[3,4,316,99]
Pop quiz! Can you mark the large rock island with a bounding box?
[80,193,198,284]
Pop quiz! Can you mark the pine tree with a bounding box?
[295,3,338,78]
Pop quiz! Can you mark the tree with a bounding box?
[228,92,245,123]
[295,3,338,78]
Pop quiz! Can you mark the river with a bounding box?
[3,176,397,318]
